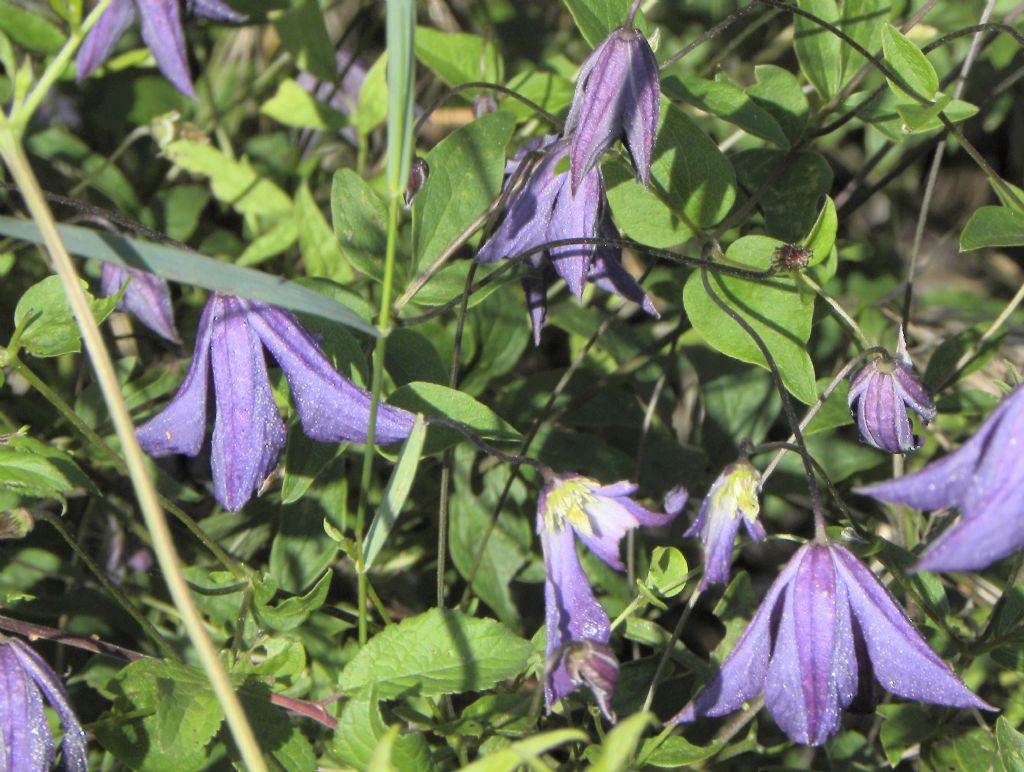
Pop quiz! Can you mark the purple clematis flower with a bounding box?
[100,263,180,343]
[538,473,677,718]
[137,293,415,511]
[685,461,766,590]
[858,383,1024,572]
[0,636,88,771]
[848,332,936,453]
[76,0,246,97]
[478,137,656,344]
[564,24,660,191]
[669,541,992,746]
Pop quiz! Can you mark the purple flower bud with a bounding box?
[137,293,415,511]
[100,264,180,343]
[564,25,660,191]
[558,639,620,721]
[76,0,246,97]
[848,335,936,454]
[670,542,992,746]
[685,461,766,589]
[0,637,88,771]
[538,474,678,716]
[857,382,1024,572]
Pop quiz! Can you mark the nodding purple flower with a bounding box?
[685,461,766,590]
[0,636,88,771]
[100,264,180,343]
[857,383,1024,573]
[478,136,656,344]
[848,334,936,454]
[137,293,415,511]
[564,25,660,191]
[538,474,676,719]
[76,0,246,97]
[669,542,992,746]
[556,640,620,722]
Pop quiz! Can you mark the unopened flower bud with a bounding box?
[404,157,430,206]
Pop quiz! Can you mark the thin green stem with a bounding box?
[0,122,267,772]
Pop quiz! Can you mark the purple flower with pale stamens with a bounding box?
[538,474,677,718]
[137,293,415,511]
[0,636,88,771]
[564,25,660,191]
[76,0,246,98]
[479,137,656,344]
[857,383,1024,572]
[100,264,180,343]
[685,461,766,590]
[848,332,936,453]
[669,541,992,746]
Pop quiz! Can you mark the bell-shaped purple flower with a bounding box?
[76,0,246,97]
[564,25,660,191]
[0,636,88,771]
[137,294,415,511]
[669,542,992,746]
[538,474,676,718]
[685,461,766,590]
[848,334,936,454]
[100,264,180,343]
[858,383,1024,572]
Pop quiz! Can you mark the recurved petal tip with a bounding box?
[137,0,196,97]
[76,0,136,82]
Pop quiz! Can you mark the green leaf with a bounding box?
[384,328,447,386]
[590,713,656,772]
[353,53,388,135]
[330,168,389,282]
[661,73,790,148]
[996,718,1024,772]
[922,323,1007,391]
[270,489,340,590]
[256,569,332,631]
[13,275,119,358]
[733,148,833,242]
[500,69,574,121]
[294,182,353,283]
[461,729,587,772]
[0,443,72,508]
[838,0,891,86]
[412,111,515,270]
[878,704,935,765]
[0,217,376,335]
[339,608,532,699]
[414,27,504,89]
[261,78,347,130]
[960,206,1024,251]
[683,236,817,404]
[647,546,688,598]
[895,94,978,133]
[562,0,646,47]
[747,64,809,144]
[882,23,938,100]
[363,415,427,570]
[0,0,63,54]
[802,195,837,267]
[637,735,721,768]
[606,100,736,246]
[388,381,521,453]
[794,0,842,98]
[270,0,337,81]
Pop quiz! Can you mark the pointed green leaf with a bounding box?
[662,73,790,148]
[794,0,842,98]
[461,729,587,772]
[961,206,1024,251]
[882,24,938,100]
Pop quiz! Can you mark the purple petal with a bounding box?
[855,437,982,512]
[892,363,936,422]
[0,644,53,772]
[136,295,216,458]
[186,0,246,23]
[831,545,992,710]
[575,483,673,570]
[522,275,548,347]
[857,370,917,453]
[587,240,658,316]
[101,263,180,343]
[76,0,136,81]
[620,31,660,188]
[664,485,689,517]
[9,641,87,771]
[670,545,805,724]
[246,303,415,445]
[540,522,611,709]
[548,162,602,298]
[209,297,286,511]
[137,0,195,97]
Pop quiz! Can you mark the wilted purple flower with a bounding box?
[100,264,180,343]
[556,640,620,721]
[685,461,766,589]
[76,0,246,97]
[564,25,660,191]
[137,293,415,511]
[848,334,936,453]
[478,137,656,344]
[858,383,1024,572]
[0,636,88,771]
[669,541,992,745]
[538,473,676,718]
